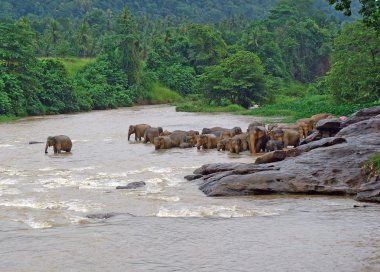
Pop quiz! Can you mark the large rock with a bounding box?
[299,131,322,145]
[355,177,380,203]
[189,106,380,202]
[341,106,380,127]
[316,118,342,133]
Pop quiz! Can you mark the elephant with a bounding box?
[247,121,264,132]
[248,126,268,154]
[128,124,151,141]
[296,118,313,139]
[229,133,249,154]
[266,123,299,132]
[220,127,243,139]
[45,135,72,154]
[269,128,300,148]
[160,130,172,136]
[196,134,218,150]
[310,113,333,129]
[217,137,231,151]
[153,132,188,150]
[201,127,228,137]
[265,140,284,152]
[171,130,199,146]
[144,127,163,143]
[154,136,173,150]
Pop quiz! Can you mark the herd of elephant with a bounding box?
[126,113,334,155]
[43,113,333,155]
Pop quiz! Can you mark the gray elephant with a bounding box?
[128,124,151,141]
[45,135,72,154]
[144,127,163,143]
[265,140,284,152]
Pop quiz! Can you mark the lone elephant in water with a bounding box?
[128,124,151,141]
[45,135,72,154]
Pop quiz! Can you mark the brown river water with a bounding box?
[0,105,379,271]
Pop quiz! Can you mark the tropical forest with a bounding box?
[0,0,379,121]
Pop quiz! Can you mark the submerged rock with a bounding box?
[189,106,380,203]
[86,213,117,219]
[116,181,146,190]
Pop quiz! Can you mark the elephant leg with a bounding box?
[53,146,57,154]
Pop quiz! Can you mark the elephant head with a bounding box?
[45,136,55,153]
[232,127,242,136]
[196,135,208,149]
[230,138,242,154]
[128,125,135,141]
[268,129,284,142]
[153,137,161,150]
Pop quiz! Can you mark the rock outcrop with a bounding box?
[187,107,380,203]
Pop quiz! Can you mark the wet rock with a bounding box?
[296,137,347,153]
[316,118,342,133]
[116,181,146,190]
[342,106,380,127]
[189,106,380,202]
[255,150,287,164]
[300,131,322,145]
[184,174,203,181]
[29,141,44,144]
[355,177,380,203]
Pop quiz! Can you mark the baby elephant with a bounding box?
[265,140,284,152]
[45,135,72,154]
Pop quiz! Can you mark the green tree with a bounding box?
[328,0,380,32]
[187,24,228,73]
[326,22,380,103]
[37,59,78,113]
[199,51,267,108]
[114,8,141,86]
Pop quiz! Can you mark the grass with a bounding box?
[176,101,245,113]
[40,57,95,76]
[147,83,182,104]
[241,94,380,122]
[363,152,380,180]
[0,115,21,123]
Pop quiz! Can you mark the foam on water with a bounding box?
[0,179,19,185]
[0,187,22,196]
[0,198,103,213]
[156,205,281,218]
[25,218,53,229]
[0,144,14,148]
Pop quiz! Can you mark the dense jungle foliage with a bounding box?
[0,0,379,119]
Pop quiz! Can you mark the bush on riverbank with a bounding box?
[364,153,380,180]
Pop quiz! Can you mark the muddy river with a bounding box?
[0,105,379,271]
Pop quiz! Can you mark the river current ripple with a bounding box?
[0,105,379,271]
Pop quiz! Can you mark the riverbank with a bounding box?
[187,106,380,203]
[176,94,380,122]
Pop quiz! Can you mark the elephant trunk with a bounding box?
[45,142,49,153]
[128,132,131,141]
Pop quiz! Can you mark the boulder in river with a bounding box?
[116,181,146,190]
[188,106,380,203]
